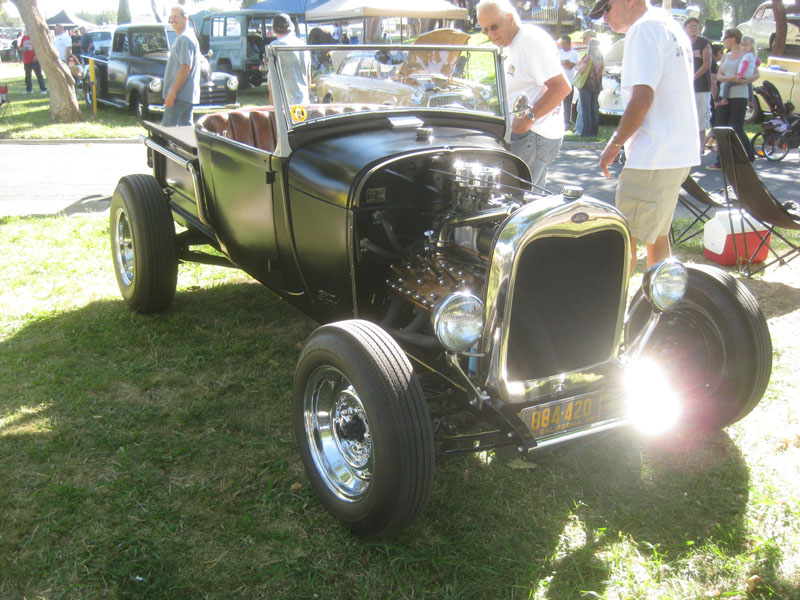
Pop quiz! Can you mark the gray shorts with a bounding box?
[695,92,711,130]
[615,166,691,244]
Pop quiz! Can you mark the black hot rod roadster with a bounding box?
[111,43,772,537]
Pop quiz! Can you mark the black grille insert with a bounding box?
[505,230,625,381]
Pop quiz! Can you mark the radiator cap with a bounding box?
[562,185,584,199]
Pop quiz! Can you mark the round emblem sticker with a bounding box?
[291,105,307,122]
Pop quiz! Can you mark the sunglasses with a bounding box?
[601,0,617,15]
[481,18,505,35]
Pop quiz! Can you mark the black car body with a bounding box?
[82,23,239,120]
[110,43,772,537]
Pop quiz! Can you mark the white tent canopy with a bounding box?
[306,0,468,22]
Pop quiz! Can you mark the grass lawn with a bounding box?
[1,214,799,599]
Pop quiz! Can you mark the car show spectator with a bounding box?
[559,35,578,128]
[20,32,47,94]
[270,13,310,104]
[709,28,760,168]
[162,6,202,126]
[684,17,712,152]
[79,27,94,61]
[595,0,700,273]
[476,0,570,190]
[53,24,72,62]
[574,29,595,135]
[575,38,603,138]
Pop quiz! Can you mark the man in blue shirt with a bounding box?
[163,6,201,126]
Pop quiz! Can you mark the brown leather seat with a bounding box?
[200,113,230,137]
[228,111,255,147]
[250,110,276,153]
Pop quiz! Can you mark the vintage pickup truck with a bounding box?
[82,23,239,120]
[111,42,772,537]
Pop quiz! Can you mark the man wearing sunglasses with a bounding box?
[594,0,699,274]
[476,0,570,190]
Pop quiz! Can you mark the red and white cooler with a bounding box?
[704,210,771,266]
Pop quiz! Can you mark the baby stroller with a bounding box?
[751,80,800,161]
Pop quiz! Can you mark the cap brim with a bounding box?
[588,0,608,19]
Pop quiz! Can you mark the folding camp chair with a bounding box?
[670,174,732,245]
[713,126,800,276]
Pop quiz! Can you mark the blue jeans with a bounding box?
[510,130,563,192]
[162,100,194,127]
[578,88,599,138]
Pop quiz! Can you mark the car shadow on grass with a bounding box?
[0,281,775,599]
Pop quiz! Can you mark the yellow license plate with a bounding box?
[519,394,610,439]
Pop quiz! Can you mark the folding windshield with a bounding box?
[268,44,503,127]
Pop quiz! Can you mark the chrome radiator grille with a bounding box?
[428,93,475,109]
[505,230,626,382]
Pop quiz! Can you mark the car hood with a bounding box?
[404,29,471,78]
[287,124,508,208]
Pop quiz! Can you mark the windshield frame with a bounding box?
[264,43,509,156]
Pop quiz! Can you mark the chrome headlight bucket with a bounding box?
[642,259,688,312]
[226,76,239,91]
[411,89,425,105]
[148,78,162,93]
[432,292,485,353]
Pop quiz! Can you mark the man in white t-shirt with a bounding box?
[559,35,579,128]
[53,24,72,62]
[477,0,570,190]
[594,0,700,273]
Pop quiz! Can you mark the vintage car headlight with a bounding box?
[642,259,688,311]
[411,89,425,105]
[226,76,239,91]
[480,86,492,101]
[148,79,162,93]
[432,292,485,352]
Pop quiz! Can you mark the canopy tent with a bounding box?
[306,0,468,21]
[45,10,94,28]
[247,0,330,16]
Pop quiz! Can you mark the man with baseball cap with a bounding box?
[595,0,700,273]
[270,13,309,104]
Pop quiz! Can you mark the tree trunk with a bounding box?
[555,0,564,39]
[151,0,162,23]
[10,0,82,123]
[118,0,131,25]
[773,0,787,56]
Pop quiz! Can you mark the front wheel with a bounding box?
[110,174,178,314]
[626,265,772,431]
[763,133,789,161]
[131,91,149,121]
[293,320,435,537]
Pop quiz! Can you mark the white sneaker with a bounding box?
[23,90,32,94]
[40,89,47,95]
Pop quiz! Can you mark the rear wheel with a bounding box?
[745,97,763,124]
[293,320,435,537]
[626,265,771,431]
[110,175,178,314]
[750,131,765,158]
[763,133,789,161]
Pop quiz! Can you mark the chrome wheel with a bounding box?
[113,206,135,286]
[304,366,372,501]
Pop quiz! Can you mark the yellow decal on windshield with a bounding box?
[290,105,307,122]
